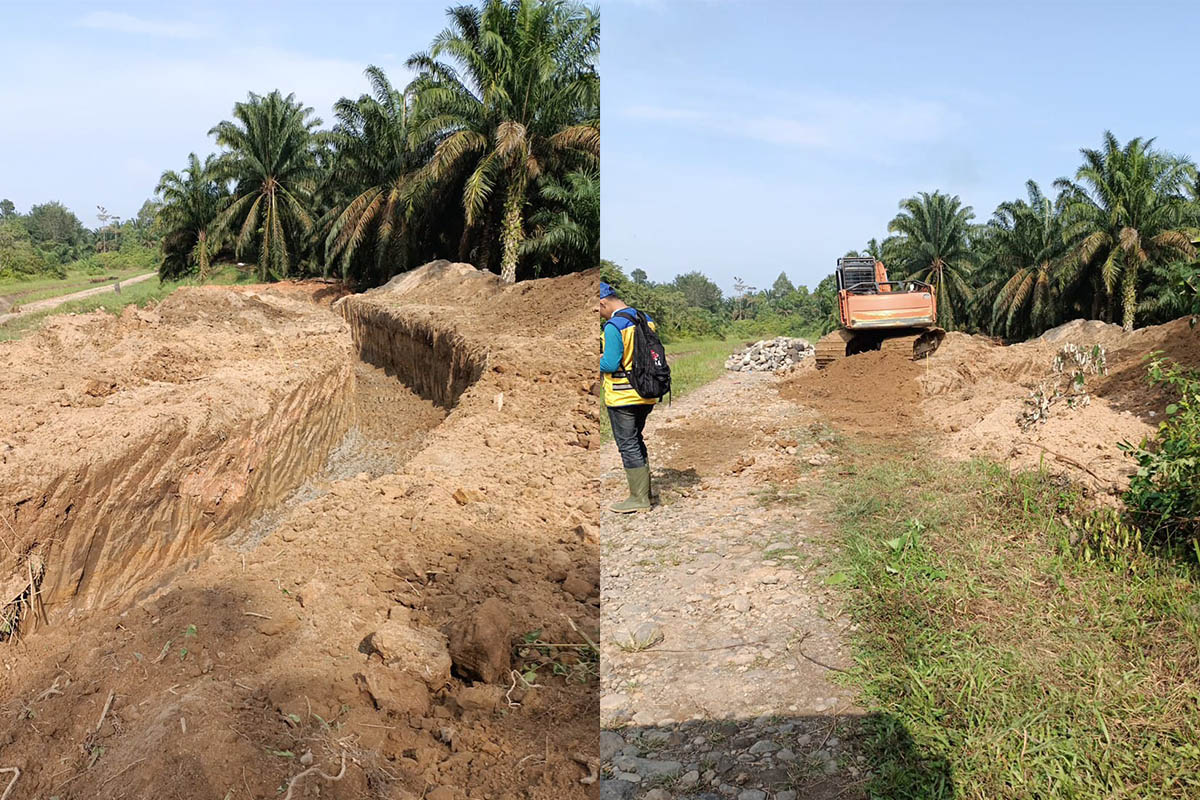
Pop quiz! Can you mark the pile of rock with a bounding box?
[725,337,814,372]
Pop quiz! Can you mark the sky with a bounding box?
[4,2,1199,293]
[601,0,1200,292]
[0,1,447,226]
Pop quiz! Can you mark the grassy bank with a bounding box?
[0,265,254,342]
[817,440,1200,798]
[0,266,152,307]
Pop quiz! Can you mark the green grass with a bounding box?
[810,440,1200,798]
[0,266,152,307]
[0,265,254,342]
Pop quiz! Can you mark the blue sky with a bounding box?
[601,0,1200,292]
[0,2,445,227]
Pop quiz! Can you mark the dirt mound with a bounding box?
[781,318,1200,494]
[780,350,925,434]
[0,268,603,799]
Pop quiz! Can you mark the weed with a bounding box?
[514,628,598,684]
[803,438,1200,798]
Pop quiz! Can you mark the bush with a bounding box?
[1120,356,1200,557]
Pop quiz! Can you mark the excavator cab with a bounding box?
[815,257,945,367]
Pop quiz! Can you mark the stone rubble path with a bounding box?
[596,371,868,800]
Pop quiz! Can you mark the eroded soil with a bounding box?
[0,263,603,800]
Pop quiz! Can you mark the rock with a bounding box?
[364,621,452,689]
[546,549,572,582]
[600,730,626,761]
[724,338,814,372]
[353,666,431,716]
[611,755,682,778]
[427,788,458,800]
[451,488,484,505]
[455,684,504,713]
[679,769,701,787]
[732,596,751,613]
[777,792,797,800]
[776,748,796,762]
[748,739,778,754]
[600,780,636,800]
[447,597,512,683]
[643,791,671,800]
[562,573,595,601]
[737,791,766,800]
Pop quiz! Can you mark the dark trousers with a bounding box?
[608,404,653,469]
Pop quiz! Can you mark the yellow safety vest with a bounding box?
[601,313,658,408]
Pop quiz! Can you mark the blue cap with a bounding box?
[599,281,617,299]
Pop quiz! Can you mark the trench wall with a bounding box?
[7,362,355,615]
[338,298,486,409]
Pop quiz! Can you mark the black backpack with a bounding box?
[614,309,671,401]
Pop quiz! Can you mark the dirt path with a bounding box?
[598,372,867,800]
[0,270,156,324]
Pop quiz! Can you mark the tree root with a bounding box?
[282,751,346,800]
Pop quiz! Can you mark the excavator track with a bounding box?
[815,327,945,368]
[814,329,855,369]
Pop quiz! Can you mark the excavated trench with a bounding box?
[1,294,484,636]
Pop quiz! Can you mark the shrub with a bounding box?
[1120,356,1200,557]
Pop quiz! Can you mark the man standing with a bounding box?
[594,281,657,513]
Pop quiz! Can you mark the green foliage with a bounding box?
[1056,132,1196,331]
[887,190,976,331]
[0,219,51,278]
[816,444,1200,799]
[25,201,90,264]
[1121,356,1200,556]
[208,91,322,281]
[157,153,228,280]
[407,0,599,283]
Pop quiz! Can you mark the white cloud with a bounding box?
[622,92,965,160]
[77,11,212,39]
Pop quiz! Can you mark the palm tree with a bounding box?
[208,91,322,281]
[985,181,1072,338]
[519,167,598,276]
[407,0,600,283]
[156,153,228,280]
[887,191,976,331]
[322,66,437,284]
[1055,132,1197,331]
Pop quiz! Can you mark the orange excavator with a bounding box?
[814,256,945,368]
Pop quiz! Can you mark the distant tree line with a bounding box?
[0,198,160,280]
[607,131,1200,343]
[157,0,598,288]
[853,132,1200,336]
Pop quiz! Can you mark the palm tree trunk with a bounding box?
[1120,263,1138,332]
[499,182,525,284]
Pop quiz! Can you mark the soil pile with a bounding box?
[782,318,1199,493]
[0,266,602,800]
[780,349,925,435]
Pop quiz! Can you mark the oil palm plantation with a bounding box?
[156,153,228,280]
[887,191,976,331]
[984,181,1072,338]
[322,66,438,284]
[1055,132,1197,331]
[519,167,598,276]
[208,91,322,281]
[407,0,600,283]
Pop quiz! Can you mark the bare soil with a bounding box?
[0,263,603,800]
[783,317,1200,495]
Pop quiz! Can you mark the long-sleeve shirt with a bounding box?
[599,322,625,373]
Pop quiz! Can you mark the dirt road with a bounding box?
[598,371,866,800]
[0,270,156,324]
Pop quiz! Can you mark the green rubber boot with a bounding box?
[610,466,652,513]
